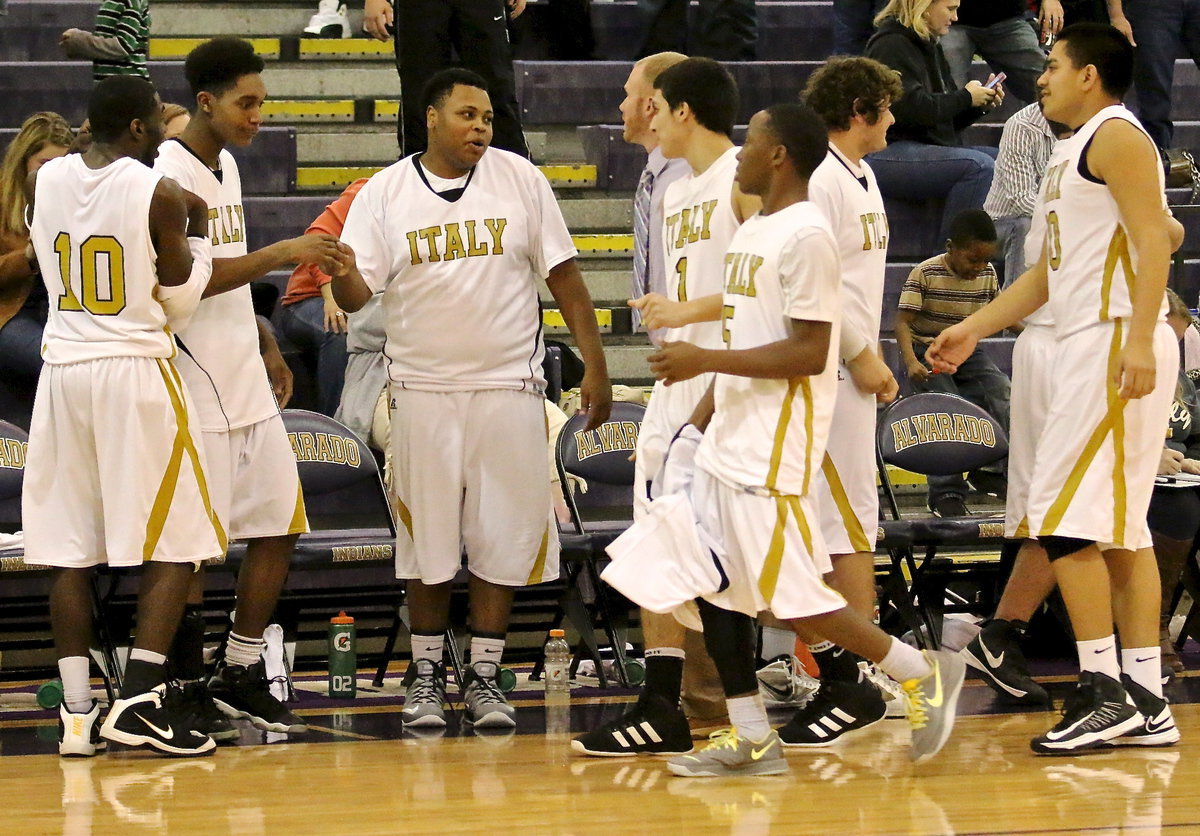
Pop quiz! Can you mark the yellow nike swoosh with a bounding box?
[925,660,944,708]
[750,740,776,760]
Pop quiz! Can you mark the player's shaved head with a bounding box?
[87,76,160,143]
[422,68,489,114]
[184,38,265,99]
[763,102,829,180]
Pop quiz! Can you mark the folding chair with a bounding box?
[876,392,1009,648]
[537,401,646,688]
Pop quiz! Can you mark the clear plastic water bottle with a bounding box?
[544,628,571,694]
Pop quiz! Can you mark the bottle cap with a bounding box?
[549,629,565,638]
[331,611,354,624]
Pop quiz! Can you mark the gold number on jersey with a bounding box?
[721,304,734,347]
[53,233,127,316]
[675,257,688,302]
[1046,211,1062,271]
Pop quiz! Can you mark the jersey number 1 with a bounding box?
[54,232,127,316]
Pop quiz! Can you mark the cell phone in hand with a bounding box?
[984,72,1007,90]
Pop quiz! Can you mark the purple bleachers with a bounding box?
[244,195,329,252]
[0,61,189,126]
[0,1,95,62]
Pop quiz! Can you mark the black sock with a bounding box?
[641,654,684,710]
[168,607,207,682]
[122,659,166,698]
[812,644,862,684]
[983,618,1028,644]
[696,599,758,697]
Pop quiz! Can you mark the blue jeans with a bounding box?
[911,342,1011,503]
[992,215,1031,288]
[0,311,45,430]
[867,142,998,240]
[1127,0,1200,149]
[832,0,886,55]
[939,16,1045,106]
[278,296,349,417]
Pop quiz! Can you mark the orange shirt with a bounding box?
[281,177,369,306]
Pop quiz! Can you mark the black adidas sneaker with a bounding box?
[571,696,693,757]
[777,676,886,747]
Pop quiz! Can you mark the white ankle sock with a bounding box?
[726,694,771,742]
[411,633,444,664]
[1077,635,1120,681]
[58,656,92,714]
[470,636,505,667]
[225,632,265,668]
[1121,646,1162,698]
[878,638,932,683]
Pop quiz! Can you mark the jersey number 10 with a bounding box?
[54,232,127,316]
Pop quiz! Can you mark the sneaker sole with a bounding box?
[208,726,241,742]
[667,758,789,778]
[468,710,517,729]
[779,711,885,748]
[59,742,105,758]
[1031,713,1145,756]
[100,726,216,757]
[961,648,1048,704]
[569,739,693,758]
[211,699,308,734]
[401,711,447,728]
[1107,728,1182,748]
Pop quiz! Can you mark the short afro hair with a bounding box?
[88,76,159,143]
[184,38,265,99]
[762,103,830,180]
[421,68,489,113]
[947,209,998,246]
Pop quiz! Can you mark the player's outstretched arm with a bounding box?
[204,233,344,299]
[328,241,372,313]
[547,257,612,430]
[629,292,723,331]
[650,319,833,385]
[1092,118,1172,399]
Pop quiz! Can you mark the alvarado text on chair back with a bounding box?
[0,419,28,532]
[556,400,645,530]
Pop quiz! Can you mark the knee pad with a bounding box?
[1041,535,1094,562]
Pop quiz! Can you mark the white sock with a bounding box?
[878,638,932,684]
[760,627,795,661]
[58,656,93,714]
[1121,646,1163,699]
[411,633,444,664]
[806,640,835,654]
[644,647,685,660]
[726,694,771,742]
[469,636,505,667]
[128,648,167,666]
[1077,635,1120,681]
[225,632,265,668]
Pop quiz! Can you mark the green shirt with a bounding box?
[93,0,150,81]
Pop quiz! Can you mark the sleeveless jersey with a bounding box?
[340,149,577,392]
[30,155,172,364]
[696,202,842,496]
[1021,194,1055,328]
[808,145,888,355]
[660,146,741,350]
[154,139,278,432]
[1039,105,1167,337]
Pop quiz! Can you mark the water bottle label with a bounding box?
[546,662,567,683]
[331,674,354,692]
[333,631,353,652]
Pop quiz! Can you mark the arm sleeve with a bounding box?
[897,265,928,312]
[339,181,392,294]
[156,236,211,330]
[780,231,840,324]
[60,29,129,60]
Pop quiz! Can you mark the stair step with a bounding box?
[295,163,598,190]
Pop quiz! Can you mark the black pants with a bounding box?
[635,0,757,60]
[393,0,528,158]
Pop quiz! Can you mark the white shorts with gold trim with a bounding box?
[1004,323,1056,538]
[695,468,847,620]
[23,356,225,568]
[390,388,559,586]
[203,412,307,542]
[813,369,878,555]
[1026,320,1177,550]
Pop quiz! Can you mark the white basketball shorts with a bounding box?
[1004,323,1055,538]
[814,367,879,555]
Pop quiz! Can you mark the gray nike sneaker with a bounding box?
[902,650,966,763]
[667,728,789,778]
[400,660,448,727]
[462,661,517,729]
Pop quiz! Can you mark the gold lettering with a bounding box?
[464,220,488,256]
[698,200,717,240]
[208,207,220,246]
[675,208,692,249]
[483,218,506,255]
[406,230,422,265]
[417,226,443,262]
[981,421,996,447]
[315,433,333,462]
[443,222,467,261]
[233,205,245,243]
[952,413,969,442]
[299,433,318,461]
[937,413,954,441]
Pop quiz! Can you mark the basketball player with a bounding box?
[929,23,1183,753]
[761,55,906,747]
[650,102,966,776]
[25,76,220,757]
[332,68,611,729]
[155,38,344,736]
[573,57,760,756]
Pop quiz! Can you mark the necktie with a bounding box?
[632,167,654,329]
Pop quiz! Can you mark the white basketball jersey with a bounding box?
[696,202,841,496]
[154,139,278,432]
[30,155,173,364]
[660,146,741,350]
[1022,195,1055,328]
[1039,105,1166,337]
[808,145,888,353]
[340,149,577,392]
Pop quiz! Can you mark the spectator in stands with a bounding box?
[1127,0,1200,150]
[278,179,363,417]
[940,1,1047,106]
[983,103,1071,288]
[895,209,1010,517]
[633,0,758,60]
[163,103,190,140]
[833,0,888,55]
[1060,0,1132,39]
[0,112,73,431]
[865,0,1004,240]
[362,0,529,158]
[619,51,688,342]
[59,0,150,82]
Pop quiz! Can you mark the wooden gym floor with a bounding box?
[0,673,1198,835]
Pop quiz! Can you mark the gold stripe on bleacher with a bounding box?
[542,309,612,332]
[572,233,632,255]
[150,37,280,60]
[374,101,400,122]
[299,39,393,59]
[296,165,601,191]
[297,167,383,189]
[540,164,597,188]
[262,100,356,123]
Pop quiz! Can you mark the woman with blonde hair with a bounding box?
[865,0,1005,240]
[162,103,191,140]
[0,111,73,429]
